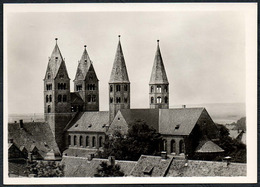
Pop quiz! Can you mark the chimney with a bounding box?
[19,119,23,129]
[8,139,13,143]
[108,156,115,166]
[161,151,167,159]
[182,105,186,108]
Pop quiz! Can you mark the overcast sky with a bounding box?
[6,5,247,114]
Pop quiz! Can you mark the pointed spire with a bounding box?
[74,45,92,80]
[149,40,169,84]
[109,36,130,83]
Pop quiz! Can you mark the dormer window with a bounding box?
[175,124,180,130]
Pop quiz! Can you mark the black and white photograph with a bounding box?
[4,3,257,184]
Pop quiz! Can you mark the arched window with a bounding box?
[49,95,52,102]
[157,86,162,93]
[110,85,113,92]
[92,137,96,147]
[116,85,121,92]
[151,97,154,104]
[46,95,49,103]
[63,95,67,102]
[47,73,51,79]
[150,86,154,93]
[64,83,67,90]
[116,97,121,103]
[87,95,91,102]
[92,95,96,102]
[99,137,103,147]
[86,136,89,147]
[163,140,167,151]
[79,136,83,146]
[58,95,62,102]
[68,135,71,146]
[171,139,176,153]
[124,85,128,91]
[47,105,51,113]
[60,83,63,90]
[110,97,113,103]
[179,140,184,154]
[92,84,96,90]
[165,85,168,92]
[74,136,77,146]
[165,96,168,103]
[124,98,127,103]
[157,96,162,103]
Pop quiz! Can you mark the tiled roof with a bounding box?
[8,122,61,158]
[149,41,168,84]
[129,155,173,177]
[67,111,109,132]
[63,147,97,157]
[195,140,224,153]
[109,39,130,83]
[120,109,160,131]
[74,47,93,81]
[159,108,205,135]
[44,43,67,79]
[166,159,246,177]
[70,92,84,104]
[61,156,136,177]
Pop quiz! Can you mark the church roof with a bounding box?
[159,108,205,135]
[195,140,224,153]
[67,111,109,132]
[44,39,68,79]
[149,40,169,85]
[70,92,84,105]
[74,46,93,81]
[109,36,130,83]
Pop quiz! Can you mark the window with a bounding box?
[110,85,113,92]
[92,137,96,147]
[79,136,83,146]
[175,124,180,130]
[110,97,113,103]
[68,135,71,146]
[171,140,176,153]
[165,85,168,92]
[163,140,167,151]
[157,96,162,103]
[99,137,103,147]
[47,73,51,79]
[63,95,67,102]
[58,95,62,102]
[179,140,184,154]
[58,83,61,90]
[86,136,89,147]
[151,97,154,104]
[49,95,52,102]
[87,84,95,90]
[76,85,82,91]
[74,136,77,146]
[46,84,52,90]
[59,74,64,79]
[116,85,121,92]
[64,83,67,90]
[124,85,128,91]
[89,74,93,80]
[124,98,127,103]
[116,97,121,103]
[47,105,51,113]
[55,57,58,60]
[150,86,154,93]
[87,95,91,102]
[165,96,168,103]
[157,86,162,93]
[92,95,96,102]
[46,95,49,103]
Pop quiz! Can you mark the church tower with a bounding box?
[149,40,169,109]
[74,45,99,111]
[44,38,73,152]
[109,35,130,123]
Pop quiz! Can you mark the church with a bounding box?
[9,36,223,161]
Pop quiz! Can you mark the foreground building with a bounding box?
[8,36,222,162]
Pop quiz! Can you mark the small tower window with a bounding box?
[47,105,51,113]
[46,84,52,90]
[99,137,103,147]
[92,137,96,147]
[110,97,113,103]
[59,74,64,79]
[124,98,127,103]
[68,135,71,146]
[55,57,58,60]
[87,95,91,102]
[116,97,121,103]
[58,95,62,102]
[49,95,52,102]
[74,136,77,146]
[157,96,162,103]
[79,136,83,147]
[157,86,162,93]
[86,136,89,147]
[46,95,49,103]
[47,73,51,79]
[151,86,154,93]
[92,95,96,102]
[165,85,168,92]
[89,74,93,80]
[110,85,113,92]
[58,83,60,90]
[165,96,168,103]
[63,95,67,102]
[64,83,67,90]
[124,85,128,91]
[116,85,121,92]
[76,85,82,91]
[151,97,154,104]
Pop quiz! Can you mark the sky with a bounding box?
[6,5,247,114]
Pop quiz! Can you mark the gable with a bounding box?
[108,111,129,135]
[85,64,99,81]
[55,61,70,80]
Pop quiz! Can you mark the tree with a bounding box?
[94,161,124,177]
[25,161,64,177]
[100,119,162,161]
